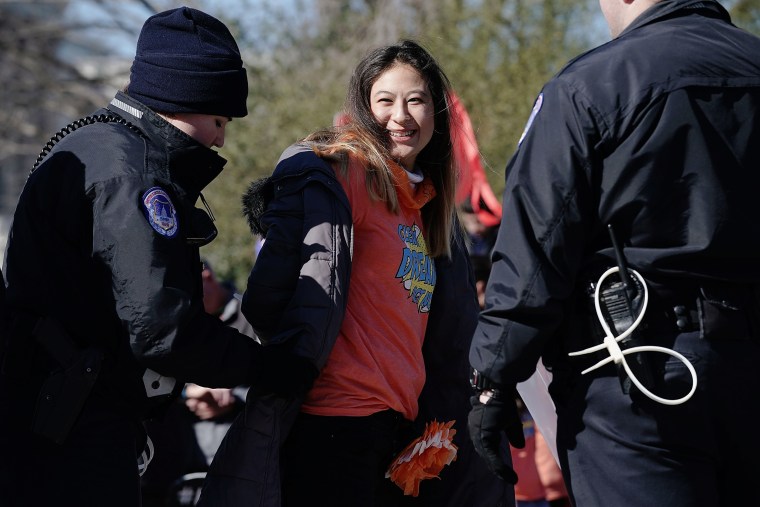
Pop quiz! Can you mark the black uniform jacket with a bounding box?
[3,92,259,416]
[471,0,760,386]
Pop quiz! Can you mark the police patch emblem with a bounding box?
[142,187,178,238]
[518,92,543,146]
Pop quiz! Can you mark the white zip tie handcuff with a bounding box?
[137,435,154,477]
[568,267,698,406]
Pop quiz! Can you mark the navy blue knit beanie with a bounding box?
[129,6,248,117]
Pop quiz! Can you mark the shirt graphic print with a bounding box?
[396,223,436,313]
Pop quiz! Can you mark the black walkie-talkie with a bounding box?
[598,225,655,394]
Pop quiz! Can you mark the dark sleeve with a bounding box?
[421,225,479,413]
[242,179,352,368]
[415,225,514,506]
[469,79,601,386]
[0,266,5,333]
[91,175,258,388]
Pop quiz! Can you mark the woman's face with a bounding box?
[370,63,435,170]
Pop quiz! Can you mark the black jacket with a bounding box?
[202,144,512,507]
[241,144,353,365]
[3,92,261,416]
[201,144,354,507]
[471,0,760,385]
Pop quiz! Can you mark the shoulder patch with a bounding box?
[518,92,543,146]
[142,187,178,238]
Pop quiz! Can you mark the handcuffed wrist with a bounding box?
[479,388,501,404]
[470,368,501,391]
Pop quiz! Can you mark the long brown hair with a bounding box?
[306,40,457,258]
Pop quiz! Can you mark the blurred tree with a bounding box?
[0,0,164,166]
[0,0,175,219]
[726,0,760,33]
[413,0,601,196]
[202,0,602,287]
[2,0,759,287]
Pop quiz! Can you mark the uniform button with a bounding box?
[673,305,687,316]
[676,317,689,329]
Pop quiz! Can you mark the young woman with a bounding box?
[278,40,459,506]
[200,40,511,507]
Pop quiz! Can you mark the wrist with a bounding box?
[478,388,501,405]
[470,367,500,391]
[471,368,503,405]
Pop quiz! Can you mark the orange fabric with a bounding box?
[386,159,436,210]
[386,420,458,497]
[510,420,547,502]
[302,157,436,420]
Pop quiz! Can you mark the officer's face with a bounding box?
[164,113,231,148]
[370,64,434,171]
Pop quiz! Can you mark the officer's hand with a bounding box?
[184,385,237,420]
[250,344,319,398]
[467,393,524,483]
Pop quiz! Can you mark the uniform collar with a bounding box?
[619,0,730,38]
[107,91,226,196]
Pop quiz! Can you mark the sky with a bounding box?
[62,0,295,58]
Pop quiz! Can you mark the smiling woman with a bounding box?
[330,39,458,259]
[200,39,510,507]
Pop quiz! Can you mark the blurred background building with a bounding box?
[0,0,140,266]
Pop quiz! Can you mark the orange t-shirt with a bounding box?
[301,157,436,421]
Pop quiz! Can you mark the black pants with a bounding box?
[0,375,145,507]
[141,401,208,507]
[555,331,760,506]
[281,409,416,507]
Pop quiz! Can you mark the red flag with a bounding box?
[449,92,502,227]
[333,111,350,127]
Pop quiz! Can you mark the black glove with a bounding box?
[250,344,319,398]
[468,393,524,483]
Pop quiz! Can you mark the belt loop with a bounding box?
[696,296,706,339]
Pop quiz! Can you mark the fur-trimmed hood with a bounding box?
[241,176,272,236]
[240,143,349,237]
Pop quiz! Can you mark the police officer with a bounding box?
[0,7,316,507]
[467,1,760,506]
